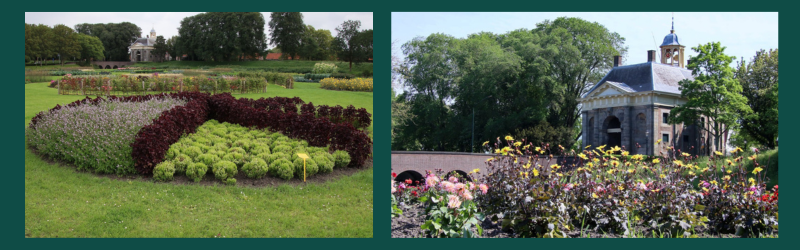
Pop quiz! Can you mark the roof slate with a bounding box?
[582,62,694,98]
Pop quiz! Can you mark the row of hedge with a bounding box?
[54,75,270,95]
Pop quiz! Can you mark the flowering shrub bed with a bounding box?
[392,171,491,238]
[155,120,349,184]
[473,137,778,238]
[25,96,188,175]
[55,74,269,95]
[236,72,295,89]
[312,63,338,74]
[320,77,373,92]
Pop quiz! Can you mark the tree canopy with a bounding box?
[669,42,751,154]
[152,35,168,62]
[25,23,54,65]
[51,24,81,66]
[75,22,140,61]
[75,33,105,62]
[269,12,305,59]
[178,12,267,61]
[333,20,372,72]
[734,49,779,149]
[393,17,627,152]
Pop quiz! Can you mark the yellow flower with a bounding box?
[748,178,756,185]
[578,153,588,160]
[550,164,561,169]
[482,141,489,146]
[726,159,733,165]
[621,151,629,156]
[607,169,614,174]
[702,187,709,192]
[535,147,541,152]
[659,174,666,179]
[681,152,690,157]
[710,180,719,185]
[611,161,620,167]
[532,168,539,177]
[752,167,763,174]
[592,158,600,163]
[486,158,493,162]
[656,139,662,145]
[715,151,723,156]
[586,162,594,168]
[557,173,563,177]
[673,160,683,167]
[748,155,757,161]
[597,145,606,150]
[513,142,522,147]
[726,170,732,174]
[585,145,591,149]
[472,168,480,173]
[735,147,743,153]
[618,185,624,191]
[592,193,599,198]
[652,159,660,164]
[505,135,514,141]
[723,175,731,181]
[627,169,634,173]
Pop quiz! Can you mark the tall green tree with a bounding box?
[333,20,363,72]
[75,33,104,63]
[310,27,334,60]
[669,42,751,154]
[26,24,54,66]
[533,17,627,147]
[75,22,141,61]
[268,12,305,60]
[166,36,179,61]
[51,24,81,66]
[151,36,168,62]
[354,29,373,61]
[299,25,320,60]
[178,12,267,61]
[735,49,779,148]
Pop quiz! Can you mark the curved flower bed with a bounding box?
[28,92,373,178]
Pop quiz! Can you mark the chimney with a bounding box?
[613,55,622,67]
[647,50,656,62]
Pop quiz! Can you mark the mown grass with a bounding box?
[24,80,373,238]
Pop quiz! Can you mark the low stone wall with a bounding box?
[392,151,577,178]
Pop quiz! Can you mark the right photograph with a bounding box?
[391,12,779,238]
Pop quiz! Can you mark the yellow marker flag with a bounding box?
[297,153,309,182]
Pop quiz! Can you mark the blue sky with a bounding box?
[392,12,778,66]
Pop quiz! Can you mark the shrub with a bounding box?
[213,160,238,181]
[330,73,355,79]
[319,77,373,92]
[273,158,294,180]
[303,73,331,82]
[242,158,269,179]
[293,157,318,179]
[312,63,338,74]
[333,150,351,168]
[173,154,193,174]
[153,161,176,182]
[185,162,208,182]
[250,145,271,155]
[222,152,245,166]
[313,152,334,174]
[197,153,221,168]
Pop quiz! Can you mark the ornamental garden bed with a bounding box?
[391,137,778,238]
[26,91,372,186]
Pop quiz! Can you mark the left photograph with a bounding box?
[25,12,373,238]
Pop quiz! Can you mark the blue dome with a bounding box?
[150,28,156,33]
[661,32,680,46]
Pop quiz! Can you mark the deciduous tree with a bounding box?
[51,24,80,66]
[268,12,304,60]
[333,20,363,72]
[75,33,104,63]
[669,42,751,154]
[735,49,779,148]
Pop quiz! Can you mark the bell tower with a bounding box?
[659,15,685,68]
[150,27,156,38]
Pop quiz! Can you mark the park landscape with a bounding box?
[25,12,373,238]
[391,13,778,238]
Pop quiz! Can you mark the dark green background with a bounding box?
[10,0,794,247]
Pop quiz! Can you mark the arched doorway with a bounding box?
[603,116,621,148]
[104,65,111,69]
[113,65,118,69]
[136,51,141,62]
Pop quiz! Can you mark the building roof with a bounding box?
[265,53,282,60]
[130,37,157,47]
[582,62,694,98]
[661,32,680,46]
[150,28,156,33]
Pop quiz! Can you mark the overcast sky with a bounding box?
[25,12,373,49]
[392,12,778,66]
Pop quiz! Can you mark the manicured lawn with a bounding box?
[24,81,373,238]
